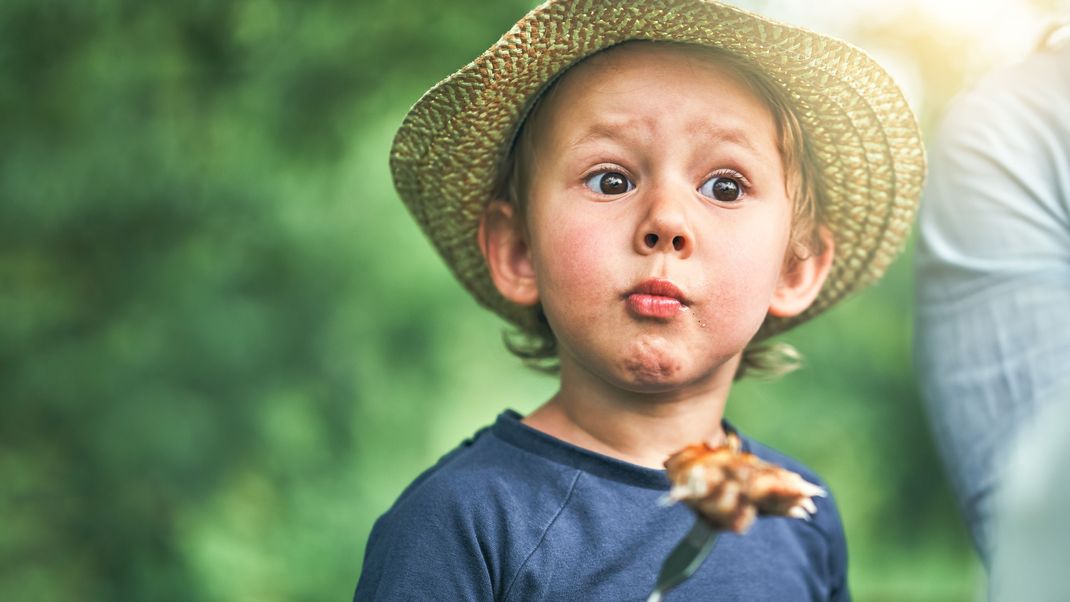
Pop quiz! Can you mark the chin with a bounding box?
[610,336,743,392]
[611,338,704,391]
[618,354,683,385]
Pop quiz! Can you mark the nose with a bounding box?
[634,191,693,258]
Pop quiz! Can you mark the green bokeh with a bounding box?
[1,1,994,600]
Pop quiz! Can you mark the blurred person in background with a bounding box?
[914,19,1070,572]
[988,382,1070,600]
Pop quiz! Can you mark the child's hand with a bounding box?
[663,434,826,533]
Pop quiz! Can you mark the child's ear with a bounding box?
[768,226,835,318]
[478,200,539,306]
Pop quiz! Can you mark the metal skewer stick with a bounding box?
[646,519,720,602]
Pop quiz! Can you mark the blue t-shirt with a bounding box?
[355,410,849,601]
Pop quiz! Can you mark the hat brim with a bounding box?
[390,0,925,340]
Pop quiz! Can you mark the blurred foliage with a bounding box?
[5,0,1049,599]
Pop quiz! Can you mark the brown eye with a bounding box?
[700,176,743,202]
[585,171,634,195]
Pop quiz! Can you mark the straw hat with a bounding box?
[390,0,925,340]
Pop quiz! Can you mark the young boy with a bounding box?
[357,1,923,600]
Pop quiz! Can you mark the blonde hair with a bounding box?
[497,41,827,379]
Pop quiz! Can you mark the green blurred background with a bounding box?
[2,0,1064,600]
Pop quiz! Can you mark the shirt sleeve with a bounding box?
[816,482,850,601]
[354,495,495,601]
[913,47,1070,561]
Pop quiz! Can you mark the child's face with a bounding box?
[497,43,808,393]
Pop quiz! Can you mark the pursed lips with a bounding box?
[625,278,689,319]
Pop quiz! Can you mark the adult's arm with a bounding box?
[913,44,1070,562]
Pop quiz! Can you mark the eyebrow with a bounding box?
[694,122,766,157]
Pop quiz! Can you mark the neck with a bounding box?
[523,355,738,469]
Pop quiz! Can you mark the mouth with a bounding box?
[625,278,690,319]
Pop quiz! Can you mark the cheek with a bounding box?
[534,215,617,295]
[733,244,787,294]
[736,212,792,284]
[696,222,791,320]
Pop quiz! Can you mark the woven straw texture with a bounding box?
[390,0,925,340]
